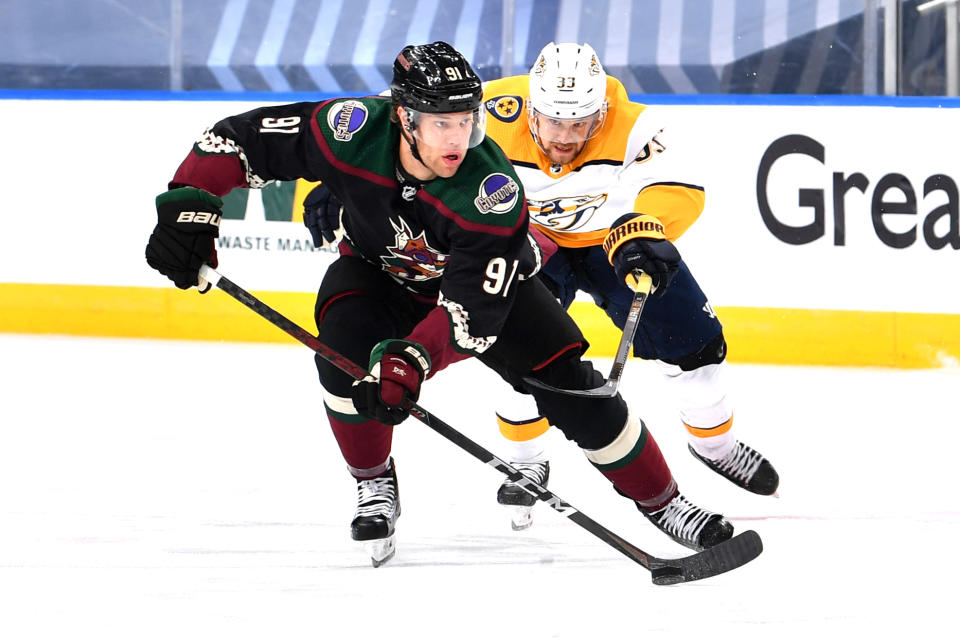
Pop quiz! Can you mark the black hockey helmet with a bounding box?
[391,41,483,114]
[391,41,486,150]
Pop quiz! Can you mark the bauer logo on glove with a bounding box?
[146,186,223,291]
[176,210,222,226]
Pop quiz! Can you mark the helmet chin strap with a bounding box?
[400,109,432,172]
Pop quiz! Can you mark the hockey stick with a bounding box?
[197,265,762,584]
[522,271,652,398]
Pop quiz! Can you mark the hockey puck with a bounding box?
[651,566,684,585]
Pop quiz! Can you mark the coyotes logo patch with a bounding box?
[379,218,448,281]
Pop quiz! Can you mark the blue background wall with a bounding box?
[0,0,948,94]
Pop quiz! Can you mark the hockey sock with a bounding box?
[324,391,394,476]
[659,360,737,461]
[685,415,736,461]
[584,414,677,511]
[497,414,550,462]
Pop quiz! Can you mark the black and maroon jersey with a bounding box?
[168,96,544,369]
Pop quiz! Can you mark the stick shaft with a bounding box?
[198,264,657,570]
[605,272,652,386]
[521,271,651,398]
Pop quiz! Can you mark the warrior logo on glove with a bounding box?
[603,213,680,298]
[602,215,666,255]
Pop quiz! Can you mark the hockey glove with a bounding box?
[603,213,681,298]
[302,182,343,248]
[351,340,431,426]
[146,187,222,290]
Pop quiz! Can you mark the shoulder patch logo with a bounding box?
[326,100,368,142]
[485,95,523,123]
[474,173,520,215]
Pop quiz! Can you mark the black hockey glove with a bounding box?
[351,340,431,426]
[302,182,343,248]
[146,187,222,290]
[603,213,681,298]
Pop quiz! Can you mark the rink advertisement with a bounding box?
[0,94,957,367]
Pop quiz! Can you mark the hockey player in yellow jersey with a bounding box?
[483,42,779,530]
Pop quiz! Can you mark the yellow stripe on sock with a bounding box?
[497,415,550,442]
[685,416,734,439]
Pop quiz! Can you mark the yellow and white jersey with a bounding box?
[482,75,705,248]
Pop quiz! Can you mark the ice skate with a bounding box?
[496,461,549,531]
[351,458,400,567]
[688,441,779,496]
[641,493,733,552]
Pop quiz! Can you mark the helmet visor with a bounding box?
[529,108,605,145]
[406,107,487,149]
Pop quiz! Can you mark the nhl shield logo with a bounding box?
[327,100,368,142]
[474,173,520,215]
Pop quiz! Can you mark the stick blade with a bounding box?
[650,530,763,585]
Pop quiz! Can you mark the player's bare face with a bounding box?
[533,112,598,166]
[409,111,475,179]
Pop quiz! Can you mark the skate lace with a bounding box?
[712,443,763,483]
[355,477,397,518]
[651,494,715,545]
[509,462,548,486]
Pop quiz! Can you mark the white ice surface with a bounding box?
[1,334,957,638]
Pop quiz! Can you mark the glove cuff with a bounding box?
[156,186,224,209]
[369,339,431,379]
[156,187,224,232]
[602,213,666,264]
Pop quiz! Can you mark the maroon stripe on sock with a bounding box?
[599,431,677,511]
[326,412,393,475]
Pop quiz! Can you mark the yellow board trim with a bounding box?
[0,283,317,344]
[564,299,960,370]
[1,283,958,369]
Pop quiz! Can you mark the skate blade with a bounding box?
[508,506,534,531]
[361,534,396,568]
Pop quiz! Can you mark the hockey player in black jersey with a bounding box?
[145,41,734,566]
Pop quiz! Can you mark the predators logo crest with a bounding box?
[528,193,608,231]
[379,218,448,281]
[485,95,523,123]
